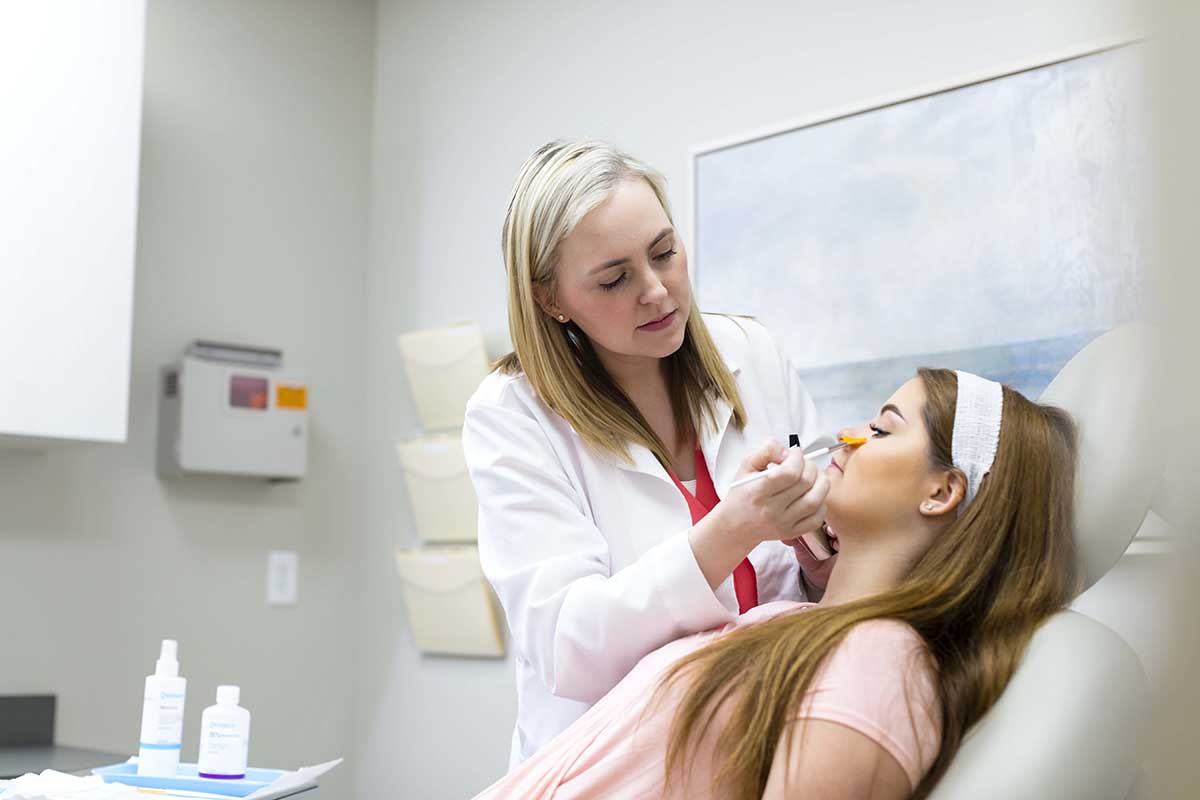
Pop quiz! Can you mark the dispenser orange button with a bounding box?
[276,384,308,410]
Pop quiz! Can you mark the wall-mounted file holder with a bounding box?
[394,546,505,658]
[395,434,478,543]
[396,322,490,431]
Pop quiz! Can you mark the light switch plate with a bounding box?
[267,550,299,606]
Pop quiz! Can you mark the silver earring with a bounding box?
[924,502,935,511]
[557,314,567,322]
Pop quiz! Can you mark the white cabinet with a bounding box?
[0,1,147,444]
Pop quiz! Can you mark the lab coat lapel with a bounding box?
[587,427,673,485]
[700,326,747,497]
[700,380,743,496]
[623,441,672,484]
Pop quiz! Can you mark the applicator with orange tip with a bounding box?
[728,434,867,491]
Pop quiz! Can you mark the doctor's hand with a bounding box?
[723,439,830,546]
[688,439,830,594]
[788,536,838,598]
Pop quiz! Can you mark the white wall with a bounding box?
[360,1,1146,797]
[0,2,374,797]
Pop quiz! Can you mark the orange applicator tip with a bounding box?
[838,435,867,446]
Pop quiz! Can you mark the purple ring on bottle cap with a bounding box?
[199,771,246,780]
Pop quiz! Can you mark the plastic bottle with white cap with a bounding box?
[197,685,251,780]
[137,639,188,777]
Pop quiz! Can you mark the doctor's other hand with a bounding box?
[787,536,838,594]
[720,439,830,547]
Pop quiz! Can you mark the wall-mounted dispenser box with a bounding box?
[157,343,308,480]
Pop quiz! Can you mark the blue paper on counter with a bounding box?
[93,762,285,797]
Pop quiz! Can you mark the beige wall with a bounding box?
[360,1,1147,797]
[0,2,374,797]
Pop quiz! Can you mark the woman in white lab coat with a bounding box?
[462,139,833,767]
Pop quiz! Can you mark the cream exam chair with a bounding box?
[927,324,1162,800]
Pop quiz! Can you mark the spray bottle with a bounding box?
[137,639,187,777]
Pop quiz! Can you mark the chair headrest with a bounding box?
[1038,324,1165,592]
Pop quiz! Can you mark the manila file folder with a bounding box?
[396,322,490,431]
[395,434,477,543]
[394,546,505,657]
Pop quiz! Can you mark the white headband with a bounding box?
[952,371,1004,508]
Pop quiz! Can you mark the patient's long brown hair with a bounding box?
[657,368,1080,799]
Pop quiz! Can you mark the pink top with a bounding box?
[473,601,942,798]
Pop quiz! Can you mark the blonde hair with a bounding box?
[495,139,745,467]
[658,368,1081,798]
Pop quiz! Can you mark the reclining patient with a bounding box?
[473,367,1079,800]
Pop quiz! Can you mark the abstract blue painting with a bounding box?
[694,44,1150,433]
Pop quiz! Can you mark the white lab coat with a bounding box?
[461,314,826,767]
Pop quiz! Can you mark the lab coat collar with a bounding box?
[603,320,747,484]
[699,393,735,483]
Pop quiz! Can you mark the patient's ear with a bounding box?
[919,470,967,518]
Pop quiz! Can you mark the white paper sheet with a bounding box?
[243,759,343,800]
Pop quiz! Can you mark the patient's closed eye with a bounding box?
[869,424,890,438]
